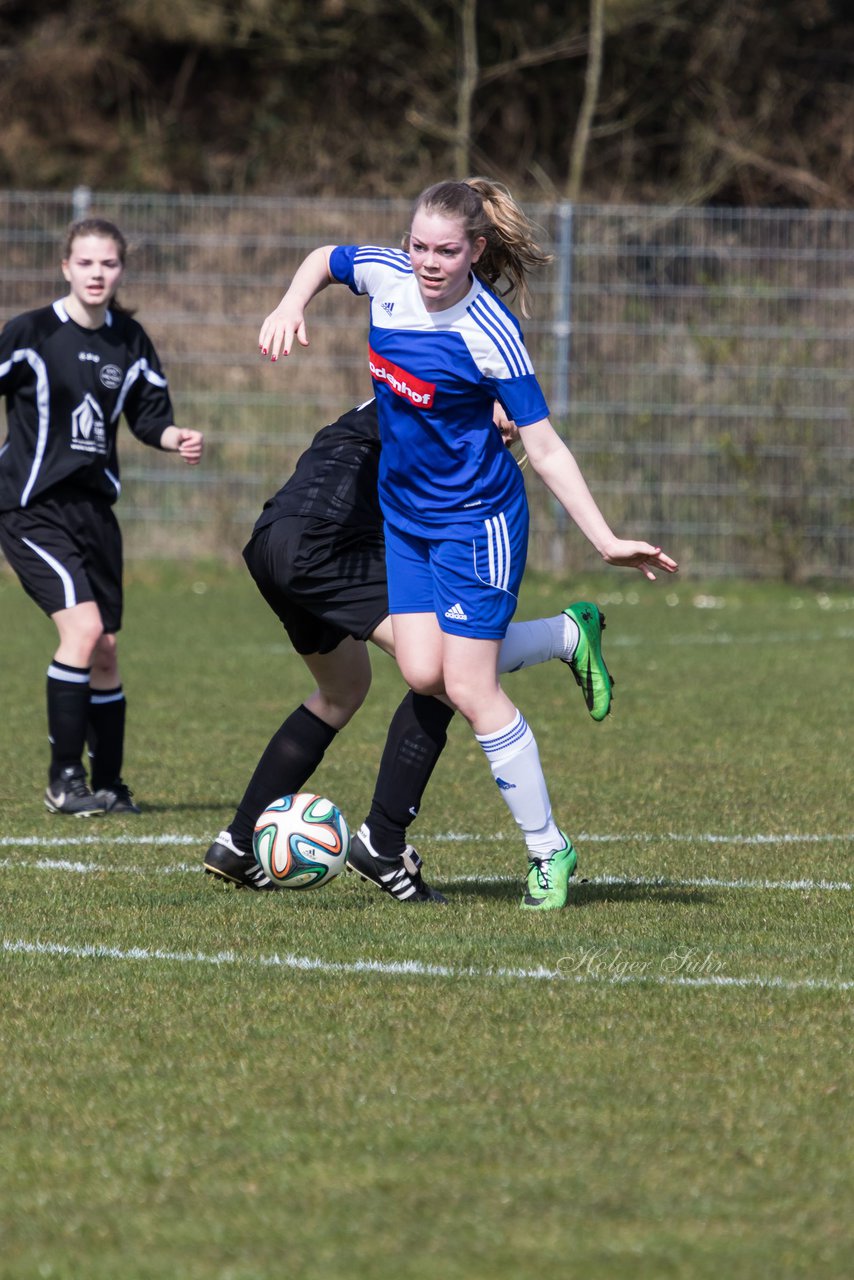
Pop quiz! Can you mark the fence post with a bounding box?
[546,201,574,570]
[72,186,92,220]
[551,200,574,424]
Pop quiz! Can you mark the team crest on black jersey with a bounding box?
[100,364,123,389]
[70,393,108,454]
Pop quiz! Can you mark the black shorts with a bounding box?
[0,490,123,632]
[243,517,389,655]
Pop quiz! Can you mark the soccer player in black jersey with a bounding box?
[0,217,204,815]
[203,398,612,902]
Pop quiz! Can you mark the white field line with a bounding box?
[0,830,851,893]
[248,624,854,658]
[608,625,854,649]
[3,936,852,993]
[452,872,854,892]
[0,855,850,893]
[1,830,851,849]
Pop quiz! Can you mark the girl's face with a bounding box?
[61,234,124,311]
[408,209,485,312]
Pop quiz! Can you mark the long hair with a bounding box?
[409,178,552,317]
[62,217,133,314]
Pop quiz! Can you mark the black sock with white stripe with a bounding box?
[363,692,455,858]
[229,704,338,854]
[46,661,91,783]
[87,686,127,790]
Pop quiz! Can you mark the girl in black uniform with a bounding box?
[0,217,204,815]
[203,398,609,902]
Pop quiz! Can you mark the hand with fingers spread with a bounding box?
[600,540,679,581]
[258,302,309,362]
[258,246,335,362]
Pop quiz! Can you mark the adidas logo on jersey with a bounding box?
[444,602,468,622]
[380,301,395,315]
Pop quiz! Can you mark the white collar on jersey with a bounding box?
[53,298,115,327]
[412,273,482,324]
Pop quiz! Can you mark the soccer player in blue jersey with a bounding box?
[0,218,204,815]
[258,179,677,910]
[203,397,613,902]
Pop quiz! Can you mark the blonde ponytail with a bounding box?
[411,178,552,317]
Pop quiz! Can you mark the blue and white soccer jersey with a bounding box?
[329,245,549,637]
[329,245,548,536]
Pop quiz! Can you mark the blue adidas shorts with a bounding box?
[385,508,529,640]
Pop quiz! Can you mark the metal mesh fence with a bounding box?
[1,189,851,579]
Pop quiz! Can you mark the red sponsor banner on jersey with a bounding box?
[368,347,435,408]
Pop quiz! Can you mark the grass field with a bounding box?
[1,563,852,1280]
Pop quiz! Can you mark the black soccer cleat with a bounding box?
[347,825,446,903]
[203,831,278,891]
[95,780,142,814]
[44,765,106,817]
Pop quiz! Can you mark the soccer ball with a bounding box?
[252,792,351,890]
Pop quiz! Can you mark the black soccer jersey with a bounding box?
[0,300,175,511]
[253,398,382,534]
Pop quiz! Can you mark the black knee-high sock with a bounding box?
[363,692,455,858]
[46,661,91,783]
[87,686,127,790]
[229,704,338,853]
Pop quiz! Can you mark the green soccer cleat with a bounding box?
[520,834,578,911]
[563,602,614,722]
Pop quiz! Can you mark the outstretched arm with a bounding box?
[258,246,337,361]
[521,419,678,580]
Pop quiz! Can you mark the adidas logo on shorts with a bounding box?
[444,602,468,622]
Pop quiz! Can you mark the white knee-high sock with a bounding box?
[475,709,563,856]
[497,614,580,674]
